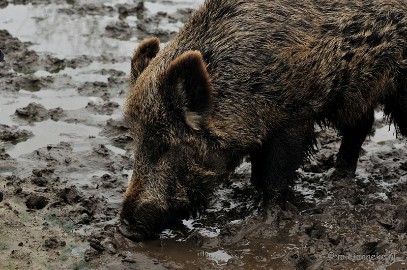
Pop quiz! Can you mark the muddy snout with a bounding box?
[119,201,171,241]
[118,218,145,242]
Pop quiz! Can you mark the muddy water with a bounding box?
[1,1,407,269]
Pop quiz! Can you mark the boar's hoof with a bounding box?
[327,168,355,181]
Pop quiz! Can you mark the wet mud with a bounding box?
[1,1,407,269]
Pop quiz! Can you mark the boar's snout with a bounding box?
[118,218,145,242]
[120,169,193,241]
[120,197,190,241]
[119,202,165,241]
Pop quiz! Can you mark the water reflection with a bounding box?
[0,0,203,59]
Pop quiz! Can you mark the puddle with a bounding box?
[0,4,131,58]
[0,1,199,59]
[7,120,101,158]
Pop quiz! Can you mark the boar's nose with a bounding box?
[118,218,145,242]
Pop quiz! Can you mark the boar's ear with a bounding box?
[166,51,213,131]
[130,37,160,85]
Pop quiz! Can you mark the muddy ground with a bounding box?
[1,1,407,269]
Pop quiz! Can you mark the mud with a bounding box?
[1,1,406,269]
[0,124,33,142]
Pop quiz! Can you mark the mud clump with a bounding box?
[44,237,66,249]
[77,72,128,98]
[85,101,120,115]
[112,134,133,148]
[379,204,407,233]
[0,30,39,72]
[288,253,313,270]
[57,186,82,205]
[0,148,11,160]
[49,107,65,121]
[78,81,109,98]
[304,221,326,239]
[101,117,133,149]
[359,241,388,256]
[0,29,91,78]
[136,19,176,42]
[93,144,113,157]
[13,75,53,92]
[98,174,120,189]
[0,125,33,142]
[32,168,55,177]
[26,194,49,209]
[117,2,145,17]
[105,21,133,40]
[400,162,407,172]
[102,118,130,137]
[394,205,407,233]
[58,1,146,17]
[14,103,65,123]
[30,176,48,187]
[58,3,115,16]
[0,73,53,92]
[15,103,49,122]
[89,238,105,252]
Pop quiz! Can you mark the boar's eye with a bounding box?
[142,135,170,162]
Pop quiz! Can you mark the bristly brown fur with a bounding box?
[121,0,407,241]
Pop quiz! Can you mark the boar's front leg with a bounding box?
[332,111,375,179]
[250,124,314,206]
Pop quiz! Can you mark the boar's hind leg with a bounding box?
[384,91,407,137]
[250,126,313,206]
[333,111,375,179]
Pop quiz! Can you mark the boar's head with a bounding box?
[119,38,238,241]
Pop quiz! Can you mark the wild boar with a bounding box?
[120,0,407,240]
